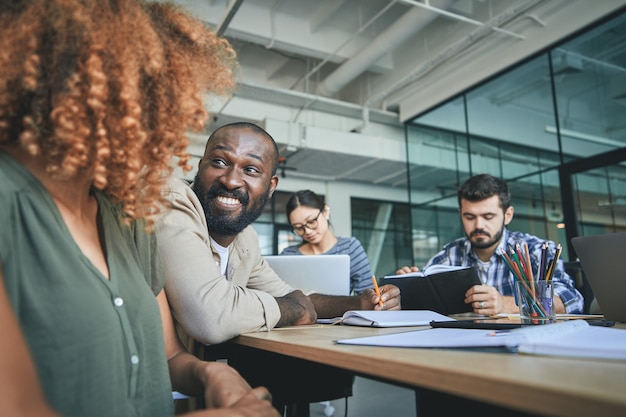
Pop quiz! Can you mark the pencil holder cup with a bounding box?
[515,280,556,324]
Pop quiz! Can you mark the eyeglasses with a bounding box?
[291,210,323,235]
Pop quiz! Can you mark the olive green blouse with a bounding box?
[0,151,174,417]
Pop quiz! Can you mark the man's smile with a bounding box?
[216,195,241,207]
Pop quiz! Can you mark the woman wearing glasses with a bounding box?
[281,190,374,294]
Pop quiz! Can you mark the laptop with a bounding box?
[572,232,626,323]
[263,254,351,296]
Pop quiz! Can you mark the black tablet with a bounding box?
[430,318,615,330]
[430,318,523,330]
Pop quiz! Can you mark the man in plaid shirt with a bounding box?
[397,174,584,315]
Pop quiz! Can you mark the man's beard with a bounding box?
[467,222,505,250]
[192,178,270,237]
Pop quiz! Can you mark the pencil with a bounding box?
[522,242,534,283]
[538,243,547,281]
[371,276,384,307]
[519,242,536,299]
[546,243,562,283]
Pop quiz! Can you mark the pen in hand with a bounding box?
[371,276,384,308]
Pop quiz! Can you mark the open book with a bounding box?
[319,310,454,327]
[380,265,481,315]
[336,320,626,360]
[382,264,470,279]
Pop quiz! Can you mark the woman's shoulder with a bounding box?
[280,245,302,255]
[337,236,361,246]
[334,236,364,251]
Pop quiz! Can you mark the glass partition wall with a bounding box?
[406,10,626,267]
[251,10,626,278]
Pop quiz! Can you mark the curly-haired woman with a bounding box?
[0,1,279,416]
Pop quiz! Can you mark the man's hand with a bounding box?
[360,284,401,310]
[465,284,569,315]
[464,284,517,315]
[276,290,317,327]
[395,265,419,275]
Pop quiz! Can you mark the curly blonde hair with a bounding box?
[0,0,237,225]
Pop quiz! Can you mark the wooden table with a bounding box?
[232,324,626,417]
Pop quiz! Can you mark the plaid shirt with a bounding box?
[424,229,584,314]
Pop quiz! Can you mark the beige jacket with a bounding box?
[156,177,294,345]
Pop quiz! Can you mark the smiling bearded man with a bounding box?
[191,124,275,239]
[156,122,400,347]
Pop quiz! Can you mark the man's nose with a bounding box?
[220,167,244,188]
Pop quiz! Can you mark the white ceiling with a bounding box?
[162,0,626,195]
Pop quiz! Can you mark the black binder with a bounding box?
[380,267,481,315]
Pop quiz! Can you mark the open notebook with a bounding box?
[264,254,351,296]
[320,310,454,327]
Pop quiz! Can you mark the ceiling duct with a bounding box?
[316,0,457,97]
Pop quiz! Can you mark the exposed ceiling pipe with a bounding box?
[365,0,542,109]
[264,0,286,49]
[291,1,398,91]
[317,0,457,97]
[211,81,401,126]
[216,0,245,37]
[351,107,370,133]
[399,0,525,40]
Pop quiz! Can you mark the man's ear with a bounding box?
[504,206,514,225]
[268,175,279,198]
[197,156,205,171]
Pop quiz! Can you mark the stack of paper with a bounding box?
[336,320,626,360]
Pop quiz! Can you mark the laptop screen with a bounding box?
[572,232,626,323]
[263,254,351,296]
